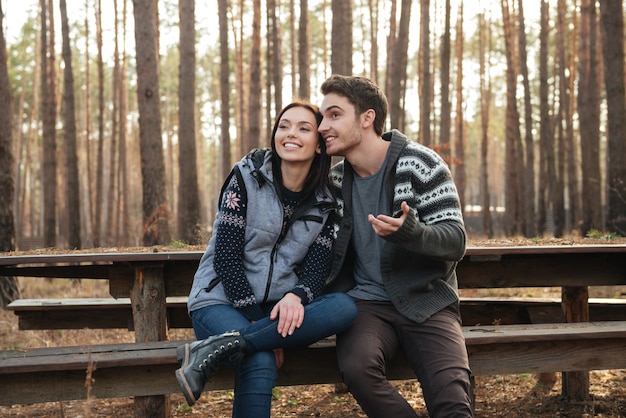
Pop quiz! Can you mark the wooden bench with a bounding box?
[2,245,626,415]
[8,296,626,330]
[3,321,626,406]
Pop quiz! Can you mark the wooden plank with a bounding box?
[457,251,626,288]
[463,321,626,345]
[9,296,626,330]
[3,321,626,406]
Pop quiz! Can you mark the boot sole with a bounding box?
[175,366,199,406]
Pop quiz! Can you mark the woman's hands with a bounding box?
[270,292,304,337]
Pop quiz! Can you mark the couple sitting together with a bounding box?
[175,74,473,418]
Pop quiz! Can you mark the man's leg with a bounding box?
[400,302,473,417]
[336,299,419,418]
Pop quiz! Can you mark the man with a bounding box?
[319,74,473,417]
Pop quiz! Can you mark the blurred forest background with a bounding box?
[0,0,624,254]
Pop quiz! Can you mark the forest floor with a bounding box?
[2,236,626,417]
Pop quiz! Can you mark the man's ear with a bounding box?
[361,109,376,128]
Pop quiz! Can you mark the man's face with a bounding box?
[318,92,362,158]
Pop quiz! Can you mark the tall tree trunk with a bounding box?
[389,0,411,131]
[578,0,602,235]
[82,0,93,243]
[106,0,120,246]
[297,0,311,99]
[289,0,296,96]
[566,5,580,235]
[178,0,201,244]
[537,0,550,236]
[517,0,536,238]
[118,0,131,246]
[439,0,451,161]
[0,1,20,308]
[269,0,282,115]
[331,0,352,75]
[41,0,58,248]
[600,0,626,235]
[368,0,379,83]
[232,0,246,159]
[501,0,522,236]
[132,0,170,246]
[60,0,81,249]
[384,0,397,98]
[479,11,493,238]
[94,0,104,247]
[453,2,466,218]
[248,0,262,151]
[419,0,431,145]
[218,0,232,183]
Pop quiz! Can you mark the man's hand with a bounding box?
[270,292,304,337]
[368,201,410,236]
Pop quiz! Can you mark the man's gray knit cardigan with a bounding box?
[325,129,467,324]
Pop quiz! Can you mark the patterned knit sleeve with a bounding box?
[213,170,265,321]
[389,143,466,260]
[288,213,335,304]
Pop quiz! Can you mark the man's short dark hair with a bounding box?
[320,75,388,136]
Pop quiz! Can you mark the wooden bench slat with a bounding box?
[464,321,626,344]
[2,320,626,405]
[9,296,626,330]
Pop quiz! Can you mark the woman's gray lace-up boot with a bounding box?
[175,331,246,405]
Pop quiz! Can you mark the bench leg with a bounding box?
[131,265,170,417]
[561,286,590,401]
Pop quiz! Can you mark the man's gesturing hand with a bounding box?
[368,201,410,237]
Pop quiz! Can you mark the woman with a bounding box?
[175,101,357,416]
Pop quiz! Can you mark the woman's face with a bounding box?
[273,106,321,165]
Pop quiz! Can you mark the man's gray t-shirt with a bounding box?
[348,157,391,301]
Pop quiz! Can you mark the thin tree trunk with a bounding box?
[537,0,550,236]
[178,0,201,244]
[297,0,311,99]
[106,0,120,246]
[368,0,379,83]
[501,0,521,236]
[60,0,81,249]
[419,0,431,145]
[453,2,466,220]
[41,0,58,247]
[578,0,602,235]
[94,0,104,247]
[331,0,352,75]
[439,0,451,161]
[132,0,171,246]
[517,0,536,238]
[389,0,411,131]
[0,1,20,308]
[600,0,626,235]
[479,11,493,238]
[218,0,232,183]
[248,0,262,151]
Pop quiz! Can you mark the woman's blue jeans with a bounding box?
[191,292,357,418]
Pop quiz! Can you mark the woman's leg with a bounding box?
[240,292,357,352]
[231,351,276,418]
[191,305,276,417]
